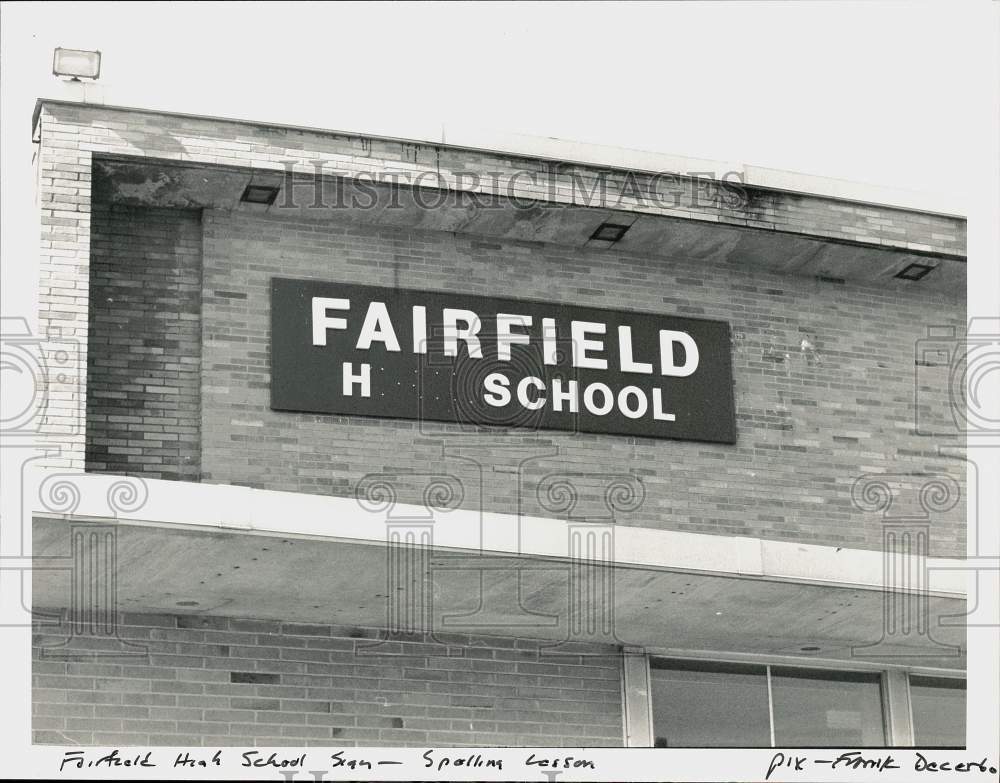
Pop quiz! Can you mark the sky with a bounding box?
[1,2,994,197]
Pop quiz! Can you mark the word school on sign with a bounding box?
[270,278,737,443]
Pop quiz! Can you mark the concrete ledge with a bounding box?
[28,470,967,597]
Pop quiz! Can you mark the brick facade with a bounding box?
[35,111,93,469]
[85,204,202,481]
[33,101,967,472]
[32,100,970,752]
[32,610,623,747]
[79,198,964,555]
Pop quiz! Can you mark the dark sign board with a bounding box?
[270,278,736,443]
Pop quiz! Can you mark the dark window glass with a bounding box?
[771,668,885,747]
[910,676,965,748]
[650,659,771,747]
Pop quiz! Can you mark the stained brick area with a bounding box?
[85,204,202,481]
[32,611,624,747]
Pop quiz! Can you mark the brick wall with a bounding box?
[85,204,202,481]
[36,101,967,479]
[32,610,624,747]
[196,209,965,556]
[35,110,93,469]
[53,102,968,557]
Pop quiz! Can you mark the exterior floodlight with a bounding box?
[53,48,101,80]
[590,221,631,243]
[895,262,935,281]
[241,184,280,205]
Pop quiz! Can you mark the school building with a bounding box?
[26,98,968,748]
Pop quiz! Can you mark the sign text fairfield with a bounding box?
[270,278,736,443]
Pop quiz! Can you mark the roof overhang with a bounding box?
[30,472,967,670]
[91,155,966,296]
[33,97,967,217]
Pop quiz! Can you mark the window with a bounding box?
[650,659,886,748]
[909,676,966,748]
[771,667,885,747]
[650,659,770,747]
